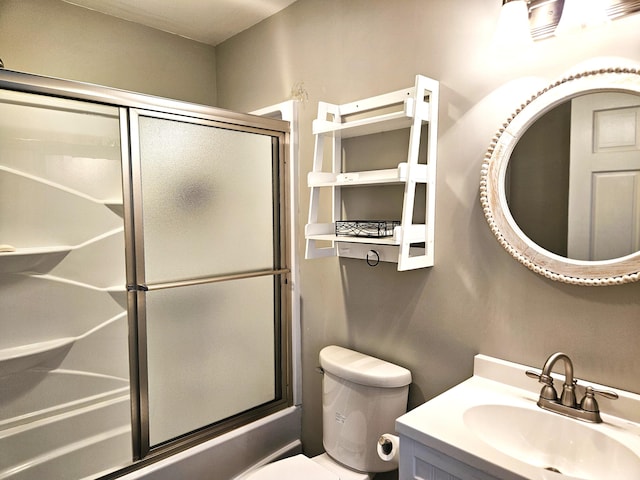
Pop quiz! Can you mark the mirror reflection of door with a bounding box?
[567,93,640,261]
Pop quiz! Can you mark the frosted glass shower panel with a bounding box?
[146,275,276,445]
[137,114,276,283]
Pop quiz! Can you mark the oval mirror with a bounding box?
[481,67,640,286]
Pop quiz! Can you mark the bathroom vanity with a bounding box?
[396,354,640,480]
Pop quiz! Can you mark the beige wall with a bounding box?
[2,0,640,467]
[214,0,640,456]
[0,0,217,105]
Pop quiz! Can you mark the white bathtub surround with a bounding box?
[0,90,130,480]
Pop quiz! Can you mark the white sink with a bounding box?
[396,355,640,480]
[463,404,640,479]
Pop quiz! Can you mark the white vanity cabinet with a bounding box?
[399,436,501,480]
[305,75,439,271]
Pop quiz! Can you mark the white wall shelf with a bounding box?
[313,109,413,138]
[307,163,429,187]
[305,74,439,270]
[306,224,428,245]
[0,337,76,377]
[0,246,72,274]
[0,227,125,275]
[0,165,124,275]
[0,165,123,209]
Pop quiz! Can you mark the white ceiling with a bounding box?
[62,0,297,46]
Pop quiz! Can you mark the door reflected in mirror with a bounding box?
[507,91,640,262]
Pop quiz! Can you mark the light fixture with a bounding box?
[494,0,534,50]
[555,0,610,35]
[496,0,640,42]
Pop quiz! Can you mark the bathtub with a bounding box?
[0,370,131,480]
[0,368,301,480]
[117,406,302,480]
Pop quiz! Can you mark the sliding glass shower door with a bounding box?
[1,69,293,477]
[128,110,289,452]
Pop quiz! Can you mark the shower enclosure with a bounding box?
[0,70,293,479]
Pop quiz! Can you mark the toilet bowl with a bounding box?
[244,453,370,480]
[243,346,411,480]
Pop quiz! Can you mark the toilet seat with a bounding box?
[244,454,339,480]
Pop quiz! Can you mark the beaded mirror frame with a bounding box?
[480,67,640,286]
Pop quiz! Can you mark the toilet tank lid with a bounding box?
[319,346,412,388]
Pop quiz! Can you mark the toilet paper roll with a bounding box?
[377,433,400,464]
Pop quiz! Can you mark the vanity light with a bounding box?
[494,0,534,50]
[555,0,610,35]
[497,0,640,41]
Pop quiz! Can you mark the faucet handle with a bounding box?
[526,370,557,401]
[525,370,542,381]
[525,369,552,383]
[526,369,555,386]
[580,386,619,412]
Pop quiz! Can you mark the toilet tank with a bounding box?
[319,346,412,473]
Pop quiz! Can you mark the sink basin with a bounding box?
[396,354,640,480]
[463,404,640,479]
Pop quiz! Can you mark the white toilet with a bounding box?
[244,345,412,480]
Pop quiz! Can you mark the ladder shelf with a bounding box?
[305,74,439,271]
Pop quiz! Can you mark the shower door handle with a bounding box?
[143,268,290,292]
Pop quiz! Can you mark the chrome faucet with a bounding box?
[526,352,618,423]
